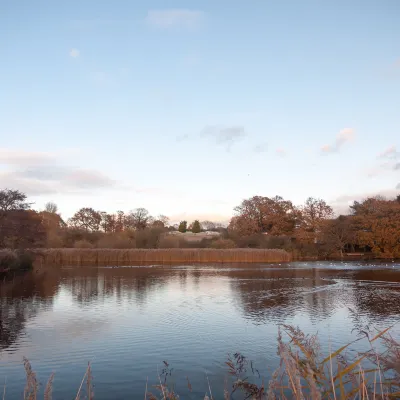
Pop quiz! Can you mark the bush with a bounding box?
[73,239,95,249]
[210,238,236,249]
[96,233,136,249]
[0,250,33,274]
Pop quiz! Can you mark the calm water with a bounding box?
[1,262,400,399]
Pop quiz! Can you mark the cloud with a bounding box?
[1,166,116,196]
[176,133,190,142]
[253,142,268,153]
[0,149,116,196]
[200,125,246,150]
[397,183,400,189]
[378,145,399,160]
[0,149,56,165]
[331,188,400,215]
[145,9,204,29]
[276,148,286,157]
[321,128,355,154]
[366,146,400,177]
[69,48,80,58]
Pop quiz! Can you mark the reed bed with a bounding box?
[33,248,291,267]
[9,324,400,400]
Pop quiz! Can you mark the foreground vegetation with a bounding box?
[1,188,400,260]
[11,324,400,399]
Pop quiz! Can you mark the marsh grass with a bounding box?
[7,325,399,399]
[33,248,291,267]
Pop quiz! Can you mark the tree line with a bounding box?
[1,188,400,258]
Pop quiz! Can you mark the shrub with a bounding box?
[73,239,95,249]
[96,233,136,249]
[210,238,236,249]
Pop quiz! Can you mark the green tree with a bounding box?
[178,220,187,233]
[192,220,201,233]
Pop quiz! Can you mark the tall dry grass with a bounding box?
[9,324,400,399]
[33,248,291,267]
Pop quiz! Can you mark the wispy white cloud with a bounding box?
[200,125,246,150]
[321,128,355,154]
[276,148,286,157]
[0,149,55,165]
[378,145,399,160]
[0,148,116,196]
[253,142,268,153]
[331,188,400,215]
[69,48,80,58]
[145,9,204,29]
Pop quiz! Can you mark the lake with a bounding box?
[1,261,400,399]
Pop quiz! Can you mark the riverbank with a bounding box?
[31,248,291,267]
[0,250,34,279]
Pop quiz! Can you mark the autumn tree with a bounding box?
[0,189,32,212]
[350,197,400,258]
[68,208,102,232]
[0,210,46,248]
[100,212,116,233]
[125,208,153,230]
[192,220,201,233]
[178,220,187,233]
[320,215,355,257]
[115,211,125,232]
[230,196,299,236]
[297,197,334,243]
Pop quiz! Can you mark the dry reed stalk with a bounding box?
[36,248,291,267]
[2,378,6,400]
[145,377,148,400]
[44,373,54,400]
[23,357,38,400]
[74,366,89,400]
[157,365,166,400]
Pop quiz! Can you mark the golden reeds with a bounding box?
[32,248,291,267]
[7,324,399,399]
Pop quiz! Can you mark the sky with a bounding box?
[1,0,400,223]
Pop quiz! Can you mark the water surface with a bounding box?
[1,261,400,399]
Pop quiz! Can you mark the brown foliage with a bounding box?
[351,197,400,258]
[68,207,102,232]
[230,196,299,236]
[0,210,46,249]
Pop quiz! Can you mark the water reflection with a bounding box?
[0,263,399,399]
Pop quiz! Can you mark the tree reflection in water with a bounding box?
[1,264,400,355]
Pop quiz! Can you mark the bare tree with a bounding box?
[44,201,58,214]
[125,208,153,230]
[157,214,170,227]
[201,220,216,231]
[0,189,32,212]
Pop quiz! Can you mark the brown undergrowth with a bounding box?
[7,325,400,399]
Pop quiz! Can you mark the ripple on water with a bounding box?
[1,263,400,399]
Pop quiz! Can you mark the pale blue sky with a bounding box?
[1,0,399,222]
